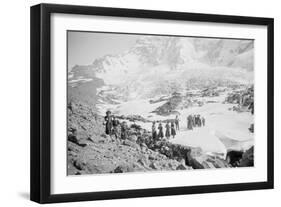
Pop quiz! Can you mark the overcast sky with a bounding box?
[68,31,138,70]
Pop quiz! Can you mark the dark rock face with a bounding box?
[152,95,182,116]
[239,146,254,167]
[225,85,254,111]
[225,146,254,167]
[113,165,134,173]
[248,124,254,133]
[226,150,243,167]
[201,88,219,97]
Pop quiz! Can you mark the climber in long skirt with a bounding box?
[165,121,171,139]
[171,121,176,138]
[158,122,164,139]
[104,110,113,135]
[152,121,157,140]
[202,117,205,126]
[192,115,196,127]
[187,115,193,130]
[198,115,202,127]
[175,115,180,130]
[120,121,128,140]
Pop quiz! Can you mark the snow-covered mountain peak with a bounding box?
[69,35,254,102]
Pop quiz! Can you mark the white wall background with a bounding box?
[0,0,279,206]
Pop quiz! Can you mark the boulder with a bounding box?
[123,140,140,149]
[132,163,146,171]
[149,162,160,170]
[101,134,110,139]
[248,124,254,133]
[213,158,229,168]
[148,154,156,160]
[137,155,149,167]
[128,135,138,142]
[113,165,133,173]
[73,159,87,171]
[176,164,188,170]
[140,142,147,148]
[68,133,78,143]
[68,101,78,113]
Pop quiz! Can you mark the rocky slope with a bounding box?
[67,100,238,175]
[67,100,192,175]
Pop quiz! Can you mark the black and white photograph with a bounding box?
[67,31,255,175]
[28,2,274,204]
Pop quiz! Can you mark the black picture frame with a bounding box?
[30,3,274,204]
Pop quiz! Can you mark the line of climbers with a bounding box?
[104,111,206,141]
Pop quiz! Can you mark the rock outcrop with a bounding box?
[67,100,192,175]
[239,146,254,167]
[225,85,254,109]
[152,94,182,116]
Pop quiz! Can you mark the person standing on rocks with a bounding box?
[165,121,171,139]
[192,115,196,127]
[175,115,180,130]
[198,115,202,127]
[158,122,164,139]
[152,121,157,140]
[112,116,120,138]
[187,115,193,130]
[104,110,113,135]
[121,121,128,140]
[202,117,205,126]
[195,115,198,127]
[248,101,254,115]
[171,121,176,138]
